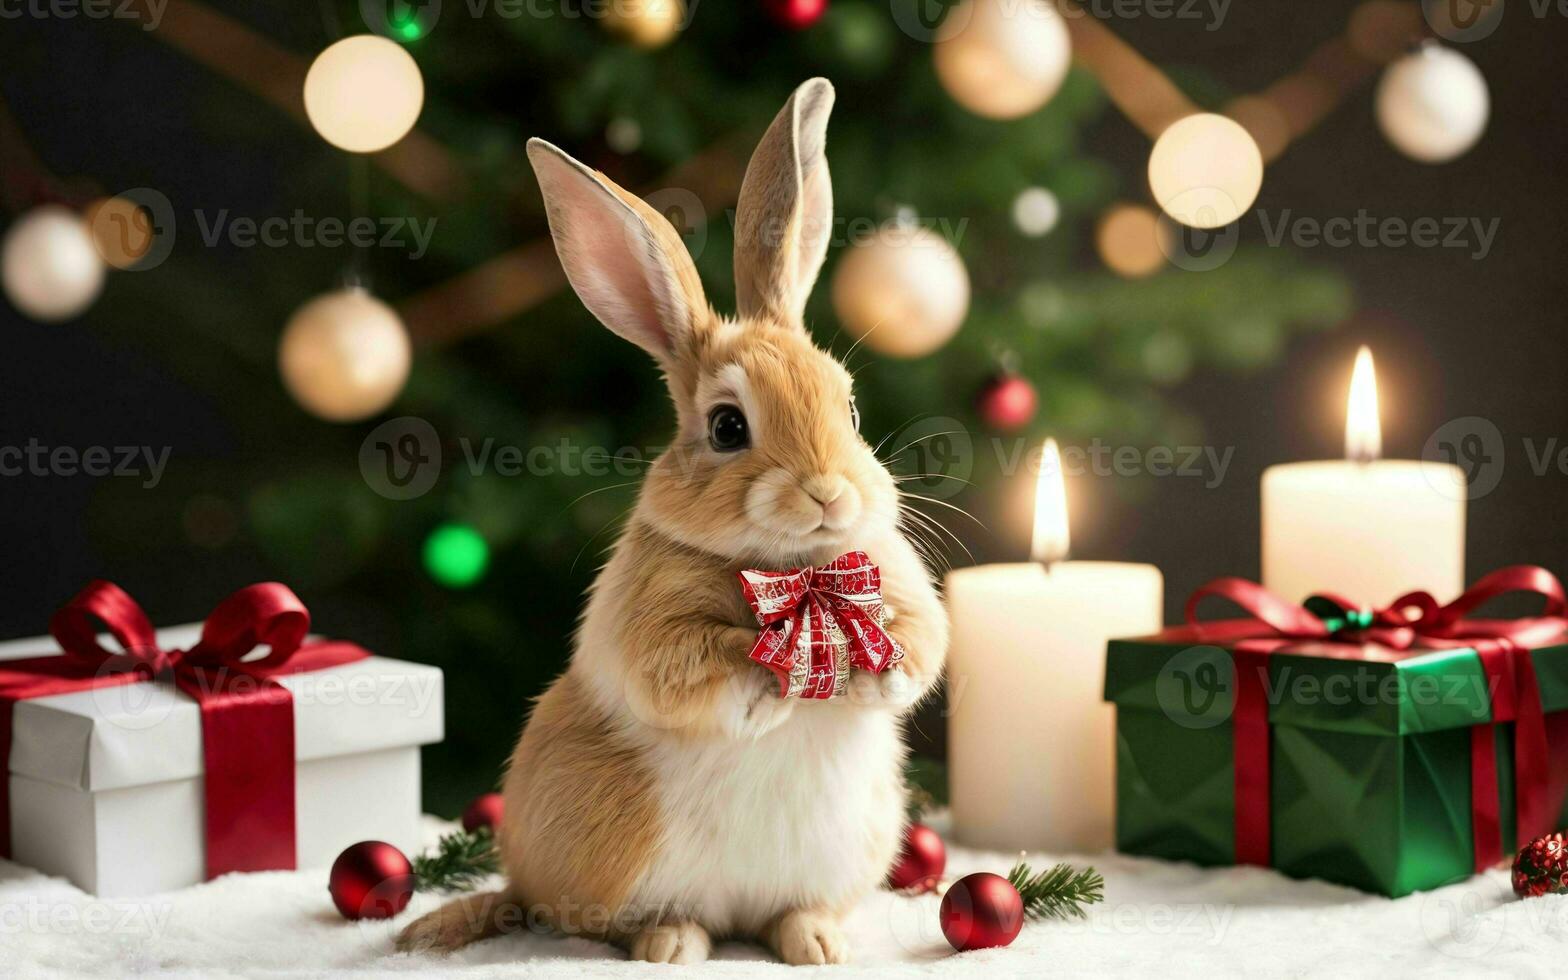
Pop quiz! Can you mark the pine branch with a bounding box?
[1007,861,1105,922]
[412,828,501,892]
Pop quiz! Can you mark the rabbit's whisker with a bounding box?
[572,503,637,576]
[896,502,966,572]
[882,429,969,466]
[581,453,657,467]
[894,474,976,487]
[560,481,642,513]
[899,490,986,530]
[840,315,888,366]
[871,414,925,457]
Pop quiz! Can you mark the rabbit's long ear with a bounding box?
[733,78,835,325]
[528,138,706,364]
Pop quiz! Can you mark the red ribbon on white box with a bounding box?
[738,551,903,700]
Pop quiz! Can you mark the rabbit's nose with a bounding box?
[802,475,856,527]
[802,475,844,507]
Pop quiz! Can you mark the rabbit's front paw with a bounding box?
[721,668,794,739]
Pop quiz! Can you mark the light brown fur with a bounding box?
[397,79,948,966]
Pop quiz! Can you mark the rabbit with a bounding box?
[396,77,949,966]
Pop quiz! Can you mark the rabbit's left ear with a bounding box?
[733,78,835,325]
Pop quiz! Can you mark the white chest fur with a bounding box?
[629,704,906,936]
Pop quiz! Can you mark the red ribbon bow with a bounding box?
[738,551,904,700]
[1181,566,1566,872]
[0,581,369,879]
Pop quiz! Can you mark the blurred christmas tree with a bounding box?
[5,0,1349,813]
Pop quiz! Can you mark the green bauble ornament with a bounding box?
[423,522,490,588]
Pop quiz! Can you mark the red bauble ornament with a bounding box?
[1512,831,1568,898]
[976,372,1037,431]
[329,840,415,920]
[940,871,1024,952]
[887,822,946,893]
[462,792,505,833]
[764,0,828,30]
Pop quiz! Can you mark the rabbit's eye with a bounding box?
[849,398,861,431]
[707,404,750,452]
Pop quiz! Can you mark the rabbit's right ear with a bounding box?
[527,139,706,364]
[733,78,835,326]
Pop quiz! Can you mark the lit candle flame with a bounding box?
[1031,438,1070,566]
[1345,345,1381,464]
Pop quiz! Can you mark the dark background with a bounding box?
[2,1,1564,814]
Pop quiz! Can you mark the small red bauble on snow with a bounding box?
[976,372,1037,431]
[887,822,946,893]
[462,792,505,833]
[329,840,415,920]
[940,871,1024,952]
[764,0,828,30]
[1512,831,1568,898]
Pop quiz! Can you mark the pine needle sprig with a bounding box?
[412,827,501,892]
[1006,861,1105,922]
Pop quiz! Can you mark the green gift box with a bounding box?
[1102,569,1568,897]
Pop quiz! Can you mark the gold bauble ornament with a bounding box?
[933,0,1071,120]
[831,223,970,359]
[601,0,685,50]
[87,196,157,270]
[279,287,412,422]
[1096,204,1165,279]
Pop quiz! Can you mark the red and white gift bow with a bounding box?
[738,551,903,699]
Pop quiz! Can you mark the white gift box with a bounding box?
[1,622,444,896]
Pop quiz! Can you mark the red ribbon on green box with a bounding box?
[0,580,369,879]
[1176,565,1566,873]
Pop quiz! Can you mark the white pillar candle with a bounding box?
[1262,347,1465,605]
[945,440,1163,854]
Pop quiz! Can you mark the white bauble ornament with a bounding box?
[1012,187,1060,237]
[1148,113,1263,229]
[1376,44,1488,164]
[279,287,411,422]
[2,205,106,322]
[831,224,970,359]
[934,0,1071,120]
[303,35,424,153]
